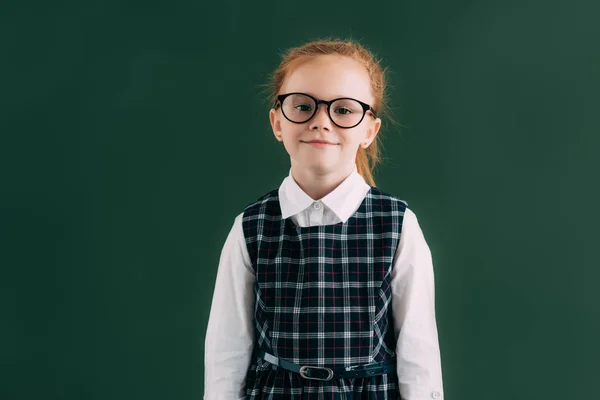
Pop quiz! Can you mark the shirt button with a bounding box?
[313,202,321,210]
[431,391,441,399]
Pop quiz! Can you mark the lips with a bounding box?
[303,140,337,145]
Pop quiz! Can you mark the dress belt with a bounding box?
[257,349,396,381]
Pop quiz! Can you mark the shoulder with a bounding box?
[239,188,281,235]
[368,185,409,209]
[224,187,280,242]
[241,187,279,215]
[367,187,425,233]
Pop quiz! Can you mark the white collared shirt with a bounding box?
[204,165,444,400]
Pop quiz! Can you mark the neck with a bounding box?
[290,162,355,200]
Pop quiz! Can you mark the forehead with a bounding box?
[280,54,373,103]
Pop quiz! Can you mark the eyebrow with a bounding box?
[286,91,369,101]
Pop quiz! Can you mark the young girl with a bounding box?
[204,39,444,400]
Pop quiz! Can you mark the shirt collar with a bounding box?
[278,164,370,223]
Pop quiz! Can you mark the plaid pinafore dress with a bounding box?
[241,186,407,399]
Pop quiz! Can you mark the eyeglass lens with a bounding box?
[280,94,365,128]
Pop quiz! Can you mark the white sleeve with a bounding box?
[204,212,255,400]
[391,207,444,400]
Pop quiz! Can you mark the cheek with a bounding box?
[343,128,366,145]
[280,129,302,151]
[280,123,304,140]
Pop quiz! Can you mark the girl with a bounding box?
[204,39,444,400]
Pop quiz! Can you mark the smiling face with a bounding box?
[269,54,381,176]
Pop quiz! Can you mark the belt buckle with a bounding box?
[299,365,334,381]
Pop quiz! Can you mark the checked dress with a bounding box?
[241,185,408,399]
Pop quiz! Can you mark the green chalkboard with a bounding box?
[1,1,599,399]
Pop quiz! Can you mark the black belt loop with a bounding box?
[257,349,395,381]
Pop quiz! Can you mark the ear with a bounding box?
[270,109,284,142]
[364,117,382,146]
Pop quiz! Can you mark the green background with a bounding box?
[2,0,599,399]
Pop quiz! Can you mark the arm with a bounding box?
[391,207,444,400]
[204,212,255,400]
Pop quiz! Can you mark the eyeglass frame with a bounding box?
[272,92,377,129]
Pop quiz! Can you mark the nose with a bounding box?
[309,104,332,131]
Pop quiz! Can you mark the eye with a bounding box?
[335,107,353,115]
[332,99,362,116]
[295,104,313,112]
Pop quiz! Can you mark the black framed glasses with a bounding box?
[273,92,377,129]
